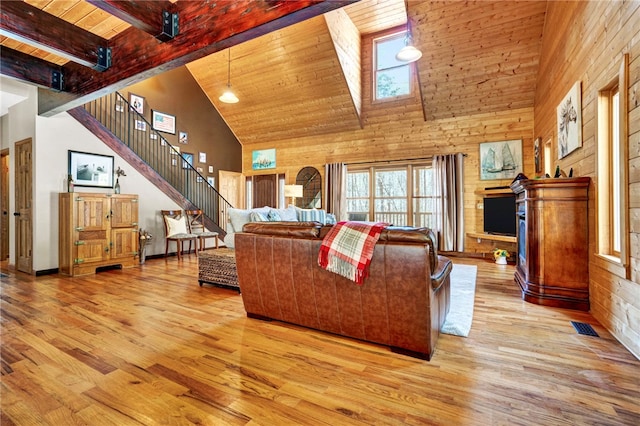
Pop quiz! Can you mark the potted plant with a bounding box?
[493,248,510,265]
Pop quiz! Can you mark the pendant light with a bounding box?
[395,19,422,63]
[219,49,239,104]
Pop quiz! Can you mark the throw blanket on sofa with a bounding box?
[318,221,388,285]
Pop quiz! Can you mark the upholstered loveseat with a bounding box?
[234,221,452,360]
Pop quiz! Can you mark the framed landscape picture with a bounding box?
[152,110,176,134]
[479,139,523,180]
[68,150,114,188]
[252,148,276,170]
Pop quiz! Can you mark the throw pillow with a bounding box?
[275,205,298,221]
[228,206,271,232]
[250,211,269,222]
[294,206,327,224]
[267,210,281,221]
[326,213,337,225]
[165,215,188,236]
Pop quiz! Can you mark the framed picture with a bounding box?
[207,176,215,187]
[208,165,214,173]
[199,152,206,163]
[152,110,176,134]
[115,102,124,113]
[150,133,158,140]
[170,145,180,154]
[252,148,276,170]
[197,176,204,183]
[134,120,146,131]
[179,131,188,144]
[534,137,541,173]
[557,81,582,159]
[479,139,523,180]
[68,150,114,188]
[182,152,194,169]
[171,158,177,166]
[129,93,144,115]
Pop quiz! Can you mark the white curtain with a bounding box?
[324,162,347,221]
[433,153,465,252]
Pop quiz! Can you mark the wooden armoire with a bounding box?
[510,177,591,311]
[59,192,139,276]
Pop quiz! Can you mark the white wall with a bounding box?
[4,80,192,272]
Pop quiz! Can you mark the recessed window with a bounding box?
[373,32,412,101]
[596,54,629,274]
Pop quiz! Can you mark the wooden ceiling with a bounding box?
[1,0,548,147]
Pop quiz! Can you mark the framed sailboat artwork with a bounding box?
[479,139,523,180]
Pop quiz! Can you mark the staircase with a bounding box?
[68,91,230,237]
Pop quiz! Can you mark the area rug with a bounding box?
[441,264,478,337]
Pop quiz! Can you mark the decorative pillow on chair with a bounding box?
[165,216,188,236]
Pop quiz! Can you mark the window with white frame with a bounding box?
[373,32,412,101]
[346,163,434,227]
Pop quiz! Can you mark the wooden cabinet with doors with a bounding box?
[510,178,590,311]
[59,193,139,276]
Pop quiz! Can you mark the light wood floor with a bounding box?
[1,256,639,425]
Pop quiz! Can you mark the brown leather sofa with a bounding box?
[235,221,453,360]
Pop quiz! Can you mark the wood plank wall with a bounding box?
[242,19,533,257]
[534,1,640,358]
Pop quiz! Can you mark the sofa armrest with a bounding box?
[431,255,452,291]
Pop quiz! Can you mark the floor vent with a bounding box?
[571,321,599,337]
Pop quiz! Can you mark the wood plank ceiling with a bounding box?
[1,0,548,147]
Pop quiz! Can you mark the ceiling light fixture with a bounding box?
[219,49,239,104]
[396,19,422,63]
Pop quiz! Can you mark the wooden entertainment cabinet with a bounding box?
[510,177,590,311]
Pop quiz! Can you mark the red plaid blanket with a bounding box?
[318,221,389,285]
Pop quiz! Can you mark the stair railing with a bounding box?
[81,91,231,233]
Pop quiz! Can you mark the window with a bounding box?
[346,163,434,227]
[373,32,412,101]
[596,54,629,273]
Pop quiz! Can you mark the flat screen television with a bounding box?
[483,195,516,236]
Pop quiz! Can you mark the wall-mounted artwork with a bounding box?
[179,131,188,144]
[252,148,276,170]
[207,176,215,187]
[479,139,523,180]
[534,137,541,173]
[557,81,582,159]
[182,152,194,169]
[199,152,206,163]
[152,110,176,134]
[68,150,114,188]
[129,93,144,114]
[134,120,146,131]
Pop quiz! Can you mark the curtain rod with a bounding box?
[346,153,467,166]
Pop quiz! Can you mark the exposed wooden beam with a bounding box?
[0,47,61,89]
[38,0,358,116]
[0,1,110,70]
[86,0,177,41]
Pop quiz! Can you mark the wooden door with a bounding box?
[219,170,244,209]
[74,195,109,264]
[1,149,9,261]
[253,174,277,207]
[110,195,138,228]
[15,139,32,274]
[110,228,138,260]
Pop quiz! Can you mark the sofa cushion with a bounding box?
[267,210,281,221]
[294,206,327,224]
[228,206,271,233]
[250,211,269,222]
[272,205,297,221]
[242,221,322,238]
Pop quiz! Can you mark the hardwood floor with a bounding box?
[1,256,639,425]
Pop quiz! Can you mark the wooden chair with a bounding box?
[160,210,198,260]
[185,209,219,251]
